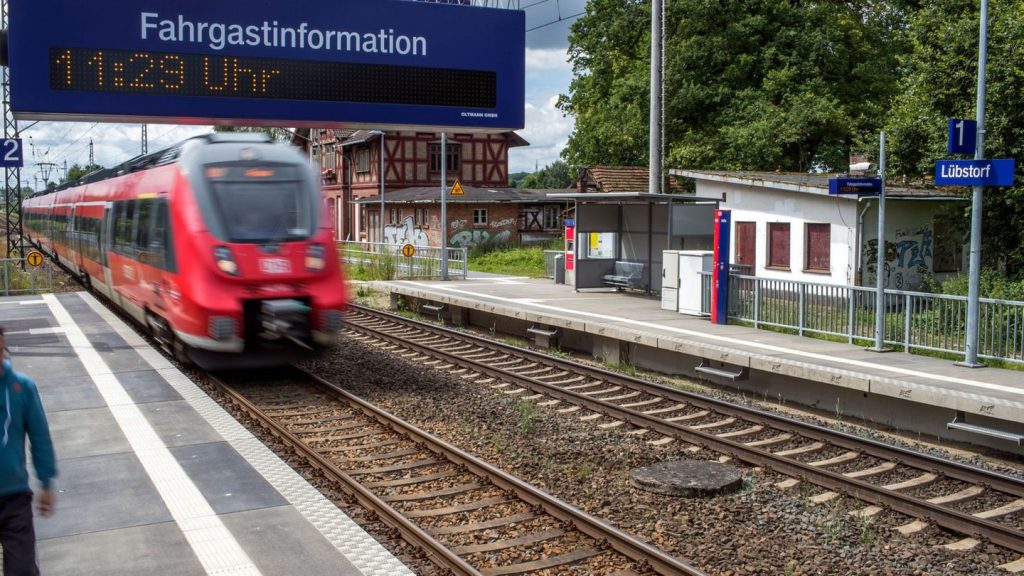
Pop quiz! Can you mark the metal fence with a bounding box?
[699,272,1024,365]
[336,242,468,280]
[0,258,55,296]
[543,250,562,279]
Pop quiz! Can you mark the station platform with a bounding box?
[2,291,412,576]
[370,276,1024,452]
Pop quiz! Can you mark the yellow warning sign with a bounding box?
[450,179,464,196]
[26,251,44,268]
[401,243,416,258]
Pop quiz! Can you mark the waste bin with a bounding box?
[554,254,565,284]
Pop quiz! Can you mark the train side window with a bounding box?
[135,200,152,253]
[151,199,174,272]
[115,201,136,255]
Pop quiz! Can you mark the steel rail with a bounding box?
[346,305,1024,554]
[213,366,706,576]
[208,371,485,576]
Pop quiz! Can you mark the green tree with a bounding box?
[520,160,573,189]
[884,0,1024,277]
[213,125,294,142]
[62,163,104,184]
[559,0,911,172]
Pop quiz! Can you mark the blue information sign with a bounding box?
[828,177,882,195]
[8,0,524,131]
[935,159,1016,187]
[948,119,977,155]
[0,139,24,169]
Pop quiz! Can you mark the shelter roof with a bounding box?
[670,169,967,200]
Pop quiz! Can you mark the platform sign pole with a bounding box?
[961,0,989,367]
[711,209,731,325]
[868,132,890,352]
[440,131,449,281]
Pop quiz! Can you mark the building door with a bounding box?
[735,221,756,273]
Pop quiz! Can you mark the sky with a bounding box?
[19,0,584,189]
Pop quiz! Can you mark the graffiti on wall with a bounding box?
[450,229,511,248]
[490,217,515,229]
[385,216,430,247]
[863,226,933,289]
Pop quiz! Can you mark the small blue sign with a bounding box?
[0,139,24,169]
[828,177,882,195]
[935,159,1015,186]
[948,119,977,155]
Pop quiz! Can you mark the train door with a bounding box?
[69,204,81,276]
[98,203,115,299]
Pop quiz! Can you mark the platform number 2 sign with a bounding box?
[0,139,23,169]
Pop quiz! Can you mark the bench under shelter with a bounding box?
[547,192,720,294]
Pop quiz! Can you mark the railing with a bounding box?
[543,250,563,279]
[0,258,55,296]
[698,272,1024,365]
[336,241,468,280]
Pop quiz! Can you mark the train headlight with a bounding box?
[305,243,326,272]
[214,246,239,276]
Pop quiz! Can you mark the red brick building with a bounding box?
[313,128,564,246]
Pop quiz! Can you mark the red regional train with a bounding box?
[22,133,346,369]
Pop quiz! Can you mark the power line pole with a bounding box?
[960,0,990,368]
[141,124,148,155]
[89,138,94,166]
[2,0,24,259]
[648,0,664,195]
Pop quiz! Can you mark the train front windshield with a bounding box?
[205,165,315,243]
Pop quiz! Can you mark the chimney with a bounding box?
[849,152,871,175]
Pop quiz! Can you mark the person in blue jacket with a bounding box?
[0,326,57,576]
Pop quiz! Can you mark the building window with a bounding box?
[414,208,428,226]
[767,222,790,269]
[356,147,370,172]
[429,143,461,173]
[543,206,561,229]
[389,207,401,224]
[804,223,830,272]
[473,208,488,225]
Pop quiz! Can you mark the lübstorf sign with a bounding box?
[934,159,1015,187]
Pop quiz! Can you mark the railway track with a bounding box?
[344,304,1024,562]
[209,366,705,576]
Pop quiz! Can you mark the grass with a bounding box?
[468,243,551,278]
[516,400,538,433]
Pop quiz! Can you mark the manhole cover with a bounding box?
[630,460,745,497]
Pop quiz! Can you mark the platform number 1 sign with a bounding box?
[948,119,977,155]
[0,139,23,168]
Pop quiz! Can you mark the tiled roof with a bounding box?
[353,186,568,204]
[581,166,686,193]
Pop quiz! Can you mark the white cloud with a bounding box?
[525,47,571,72]
[510,92,574,175]
[21,121,211,188]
